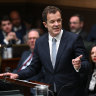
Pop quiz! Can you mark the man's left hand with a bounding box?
[72,55,83,70]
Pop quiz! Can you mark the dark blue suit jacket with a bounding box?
[12,23,26,37]
[18,30,90,96]
[87,24,96,42]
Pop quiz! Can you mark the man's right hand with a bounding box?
[0,72,19,79]
[6,32,17,41]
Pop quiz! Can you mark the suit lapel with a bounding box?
[55,30,67,70]
[18,51,31,70]
[43,34,54,71]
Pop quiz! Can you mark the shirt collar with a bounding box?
[13,26,22,32]
[49,29,63,41]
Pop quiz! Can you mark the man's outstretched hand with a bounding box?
[0,72,19,79]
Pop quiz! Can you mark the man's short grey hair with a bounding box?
[26,29,40,40]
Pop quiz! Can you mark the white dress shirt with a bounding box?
[49,29,63,63]
[49,29,79,72]
[21,54,33,70]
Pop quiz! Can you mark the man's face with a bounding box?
[10,12,21,27]
[27,31,39,50]
[69,16,83,33]
[43,11,62,37]
[1,20,12,33]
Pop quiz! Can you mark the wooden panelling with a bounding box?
[0,0,96,9]
[0,0,27,3]
[0,2,96,35]
[1,58,20,72]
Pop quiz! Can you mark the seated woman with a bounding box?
[87,44,96,96]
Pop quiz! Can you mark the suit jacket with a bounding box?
[87,24,96,42]
[79,30,88,40]
[12,23,26,37]
[18,30,90,96]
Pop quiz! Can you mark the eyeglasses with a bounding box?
[28,37,37,40]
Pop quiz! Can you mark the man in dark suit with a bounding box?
[0,6,90,96]
[9,10,26,37]
[0,15,23,45]
[69,14,88,40]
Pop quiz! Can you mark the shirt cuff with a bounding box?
[4,39,9,45]
[16,39,21,44]
[74,65,81,72]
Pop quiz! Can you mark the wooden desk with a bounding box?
[1,58,20,72]
[0,77,50,96]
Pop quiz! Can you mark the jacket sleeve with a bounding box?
[17,40,42,80]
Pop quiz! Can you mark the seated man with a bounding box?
[13,29,40,76]
[9,10,26,37]
[69,14,88,40]
[0,15,23,45]
[0,29,43,95]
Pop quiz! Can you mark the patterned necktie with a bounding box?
[52,38,57,68]
[17,53,33,72]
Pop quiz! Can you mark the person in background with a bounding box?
[9,10,26,37]
[23,17,33,43]
[0,29,43,95]
[34,18,46,36]
[0,6,90,96]
[87,24,96,42]
[69,14,88,40]
[0,15,23,45]
[13,29,39,73]
[86,44,96,96]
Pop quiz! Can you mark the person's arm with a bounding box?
[13,52,26,73]
[3,33,14,44]
[73,36,90,73]
[17,40,42,80]
[0,41,42,80]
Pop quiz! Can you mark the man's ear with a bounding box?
[43,22,47,28]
